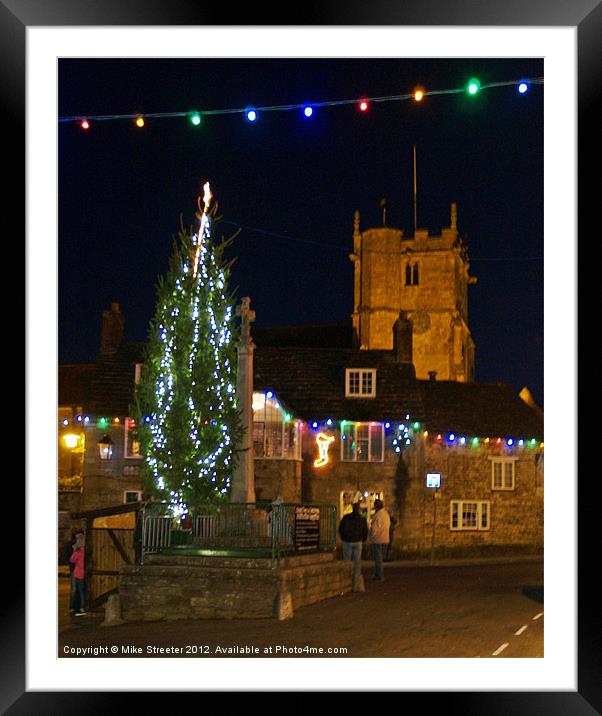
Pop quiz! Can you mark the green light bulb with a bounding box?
[190,113,202,126]
[467,78,481,95]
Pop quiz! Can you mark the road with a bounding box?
[58,560,543,658]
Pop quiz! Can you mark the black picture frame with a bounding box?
[11,0,595,710]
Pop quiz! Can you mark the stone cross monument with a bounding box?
[231,296,256,503]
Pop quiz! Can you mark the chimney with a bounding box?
[100,303,125,356]
[393,311,413,365]
[428,370,437,382]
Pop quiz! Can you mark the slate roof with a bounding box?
[252,323,355,349]
[254,347,421,423]
[58,364,96,407]
[59,342,146,417]
[58,329,543,441]
[254,345,543,441]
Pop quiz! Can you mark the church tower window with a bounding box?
[412,263,419,285]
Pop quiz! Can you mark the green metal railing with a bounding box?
[140,501,337,566]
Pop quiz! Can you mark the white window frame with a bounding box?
[450,500,490,531]
[489,457,517,491]
[345,368,376,398]
[123,490,143,504]
[124,418,142,459]
[340,422,384,463]
[252,392,303,461]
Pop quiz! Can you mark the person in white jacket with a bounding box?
[369,499,391,581]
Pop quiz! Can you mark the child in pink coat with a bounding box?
[69,533,87,615]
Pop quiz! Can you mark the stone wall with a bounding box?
[119,552,352,620]
[303,429,543,559]
[81,424,144,511]
[254,459,302,503]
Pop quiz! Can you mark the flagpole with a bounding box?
[413,145,417,235]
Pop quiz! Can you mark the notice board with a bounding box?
[294,505,320,552]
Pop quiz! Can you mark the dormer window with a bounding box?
[345,368,376,398]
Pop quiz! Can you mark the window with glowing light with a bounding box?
[252,392,302,460]
[341,422,384,462]
[450,500,490,531]
[340,491,383,524]
[345,369,376,398]
[124,418,141,459]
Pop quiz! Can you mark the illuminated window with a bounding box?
[340,491,383,524]
[490,458,517,490]
[345,368,376,398]
[341,422,384,462]
[252,392,302,460]
[124,418,141,459]
[450,501,490,531]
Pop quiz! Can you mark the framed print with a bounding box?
[11,0,595,710]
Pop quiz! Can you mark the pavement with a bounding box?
[58,556,544,659]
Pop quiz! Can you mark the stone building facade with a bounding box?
[58,304,146,515]
[251,331,543,559]
[350,203,476,382]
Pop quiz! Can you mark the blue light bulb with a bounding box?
[304,106,313,117]
[518,81,529,94]
[246,109,257,122]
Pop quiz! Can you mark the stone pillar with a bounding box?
[231,297,256,504]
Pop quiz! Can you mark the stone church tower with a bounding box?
[350,202,477,382]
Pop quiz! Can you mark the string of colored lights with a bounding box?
[59,77,543,129]
[60,414,543,449]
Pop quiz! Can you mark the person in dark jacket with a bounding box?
[338,502,368,580]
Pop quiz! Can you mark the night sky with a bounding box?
[58,58,543,406]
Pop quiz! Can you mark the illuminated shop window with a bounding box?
[340,422,384,462]
[252,392,302,460]
[340,491,383,524]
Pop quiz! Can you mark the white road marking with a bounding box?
[533,612,544,620]
[515,625,528,636]
[492,643,509,656]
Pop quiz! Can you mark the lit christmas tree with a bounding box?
[133,183,241,515]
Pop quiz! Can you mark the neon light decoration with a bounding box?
[314,432,335,468]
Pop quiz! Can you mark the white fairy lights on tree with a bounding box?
[133,183,241,515]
